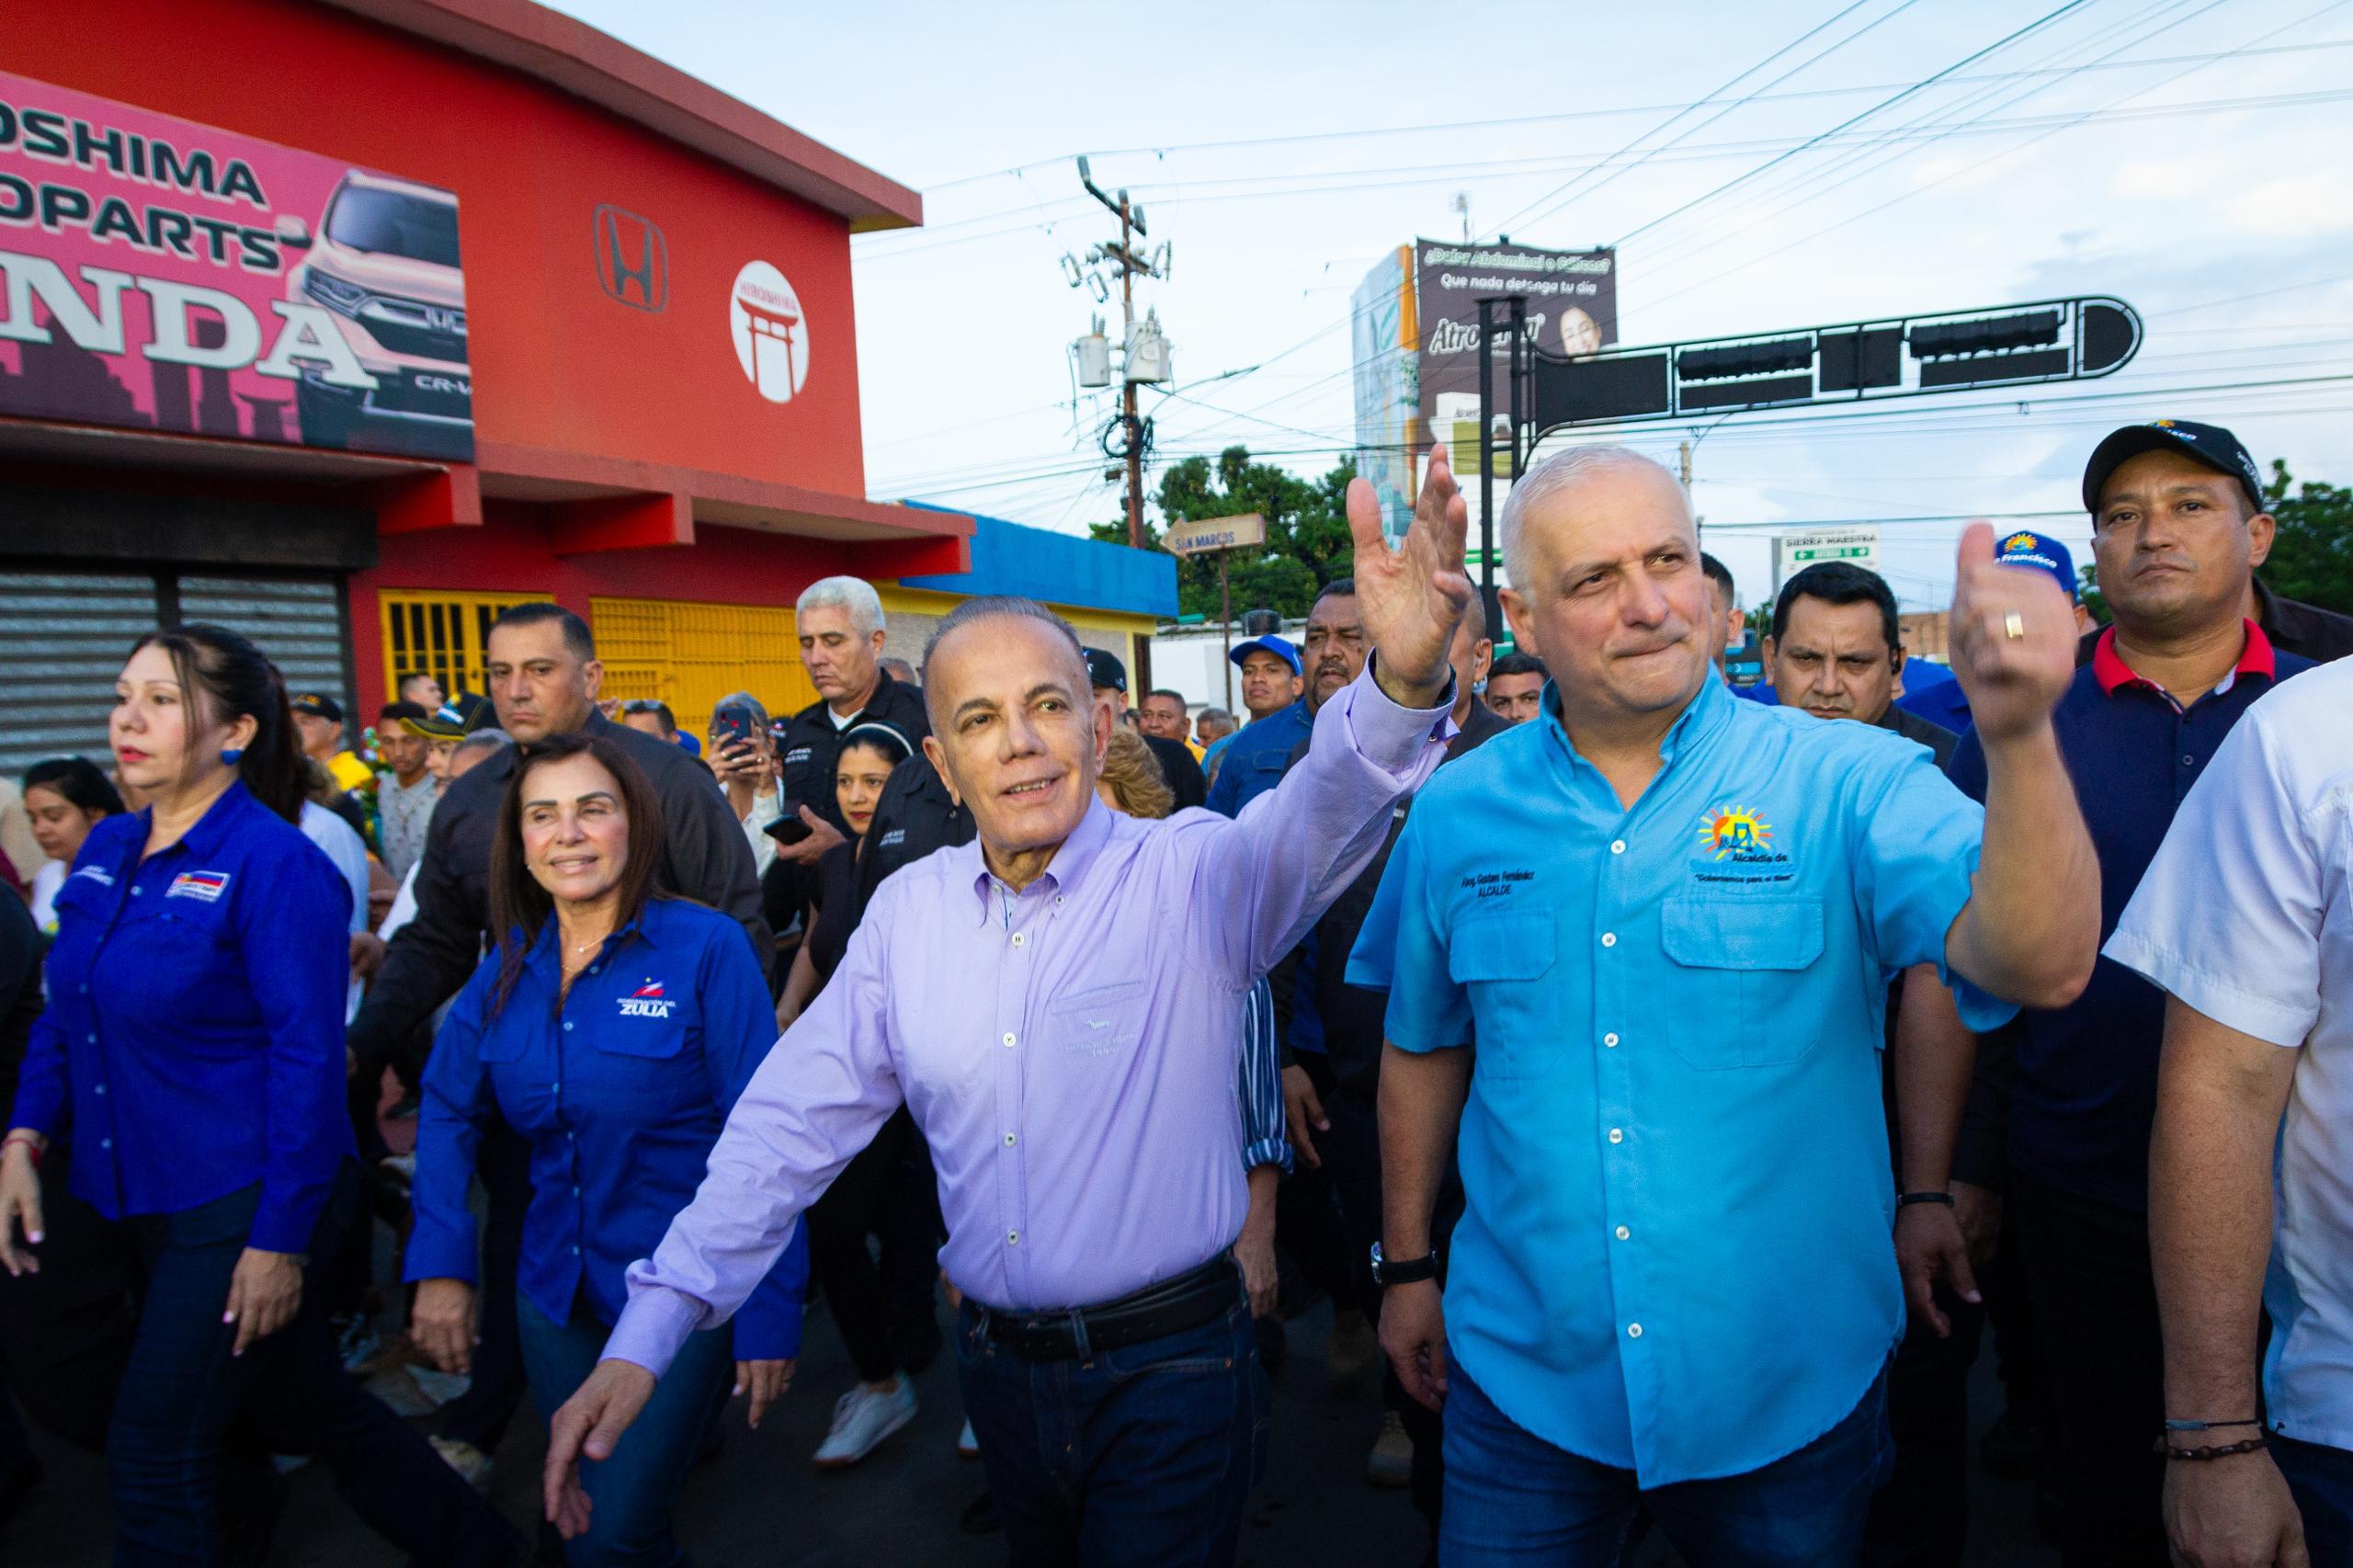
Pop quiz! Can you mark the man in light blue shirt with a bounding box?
[1354,445,2101,1565]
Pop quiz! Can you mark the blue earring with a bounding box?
[220,747,244,766]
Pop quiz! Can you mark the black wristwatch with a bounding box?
[1370,1242,1439,1288]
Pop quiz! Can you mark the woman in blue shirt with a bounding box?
[0,623,520,1567]
[407,731,805,1567]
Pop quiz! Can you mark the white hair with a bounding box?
[795,575,885,640]
[1498,444,1691,589]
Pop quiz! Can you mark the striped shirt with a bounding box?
[1240,977,1290,1174]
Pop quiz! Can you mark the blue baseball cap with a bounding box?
[1229,633,1301,676]
[1994,529,2079,603]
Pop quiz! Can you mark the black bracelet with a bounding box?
[1896,1191,1955,1208]
[2165,1435,2268,1462]
[2165,1417,2262,1433]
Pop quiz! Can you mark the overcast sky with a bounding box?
[549,0,2353,611]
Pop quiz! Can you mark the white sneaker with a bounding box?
[957,1418,980,1459]
[812,1376,918,1469]
[1367,1409,1413,1489]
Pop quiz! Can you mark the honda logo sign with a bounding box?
[592,205,667,312]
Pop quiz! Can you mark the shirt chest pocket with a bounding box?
[1446,911,1557,1078]
[1658,895,1826,1070]
[1047,981,1147,1060]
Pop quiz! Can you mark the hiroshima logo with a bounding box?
[730,260,809,403]
[1700,806,1775,861]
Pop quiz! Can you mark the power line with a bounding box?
[1611,1,2093,247]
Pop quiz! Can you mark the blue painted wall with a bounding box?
[896,501,1176,619]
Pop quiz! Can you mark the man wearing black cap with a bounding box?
[1930,420,2320,1566]
[1084,648,1207,810]
[2078,419,2353,665]
[290,692,373,794]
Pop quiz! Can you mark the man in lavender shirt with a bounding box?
[542,451,1476,1563]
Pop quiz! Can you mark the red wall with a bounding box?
[27,0,869,496]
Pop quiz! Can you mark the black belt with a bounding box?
[972,1256,1241,1361]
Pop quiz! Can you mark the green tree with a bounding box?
[2077,562,2108,626]
[1091,447,1357,621]
[2260,460,2353,615]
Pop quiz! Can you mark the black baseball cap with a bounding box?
[2082,419,2264,516]
[290,693,343,723]
[1083,647,1128,695]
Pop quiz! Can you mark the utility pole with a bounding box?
[1076,157,1156,551]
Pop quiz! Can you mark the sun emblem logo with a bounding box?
[1699,806,1775,860]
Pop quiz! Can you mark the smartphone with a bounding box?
[762,802,812,847]
[711,703,757,751]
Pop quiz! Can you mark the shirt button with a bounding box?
[87,1034,97,1044]
[78,983,87,994]
[1601,932,1618,949]
[1627,1324,1643,1339]
[1608,1128,1624,1144]
[1012,933,1026,949]
[1006,1231,1019,1245]
[572,1244,581,1255]
[2182,754,2197,767]
[1610,840,1626,855]
[131,887,142,897]
[551,1083,560,1093]
[100,1138,112,1149]
[1615,1225,1631,1240]
[1003,1032,1017,1048]
[1004,1133,1017,1146]
[589,965,599,974]
[95,1084,107,1096]
[563,1021,574,1032]
[1603,1032,1620,1048]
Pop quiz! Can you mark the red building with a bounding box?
[1,0,974,770]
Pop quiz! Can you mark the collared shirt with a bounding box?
[377,771,438,882]
[10,780,355,1252]
[1948,621,2311,1210]
[405,897,807,1358]
[2106,658,2353,1448]
[1203,699,1314,817]
[604,668,1450,1377]
[1349,675,2008,1485]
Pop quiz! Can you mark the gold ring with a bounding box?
[2003,610,2026,641]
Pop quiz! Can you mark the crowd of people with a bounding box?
[0,414,2347,1568]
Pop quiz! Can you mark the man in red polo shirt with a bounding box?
[1931,419,2315,1567]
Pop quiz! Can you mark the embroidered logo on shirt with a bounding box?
[166,870,230,902]
[783,746,813,767]
[879,829,906,848]
[619,978,676,1019]
[70,865,115,886]
[1699,807,1782,863]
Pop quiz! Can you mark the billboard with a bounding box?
[0,71,472,460]
[1349,245,1418,543]
[1415,239,1615,430]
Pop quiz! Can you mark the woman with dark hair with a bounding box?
[406,731,804,1567]
[19,756,125,936]
[0,623,521,1566]
[766,721,940,1471]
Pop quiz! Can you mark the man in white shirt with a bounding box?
[2107,656,2353,1568]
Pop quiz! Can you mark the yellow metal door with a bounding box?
[589,596,818,741]
[379,589,550,710]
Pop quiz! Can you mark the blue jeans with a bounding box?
[2275,1434,2353,1568]
[1441,1357,1893,1568]
[108,1172,517,1567]
[955,1288,1267,1567]
[517,1291,735,1568]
